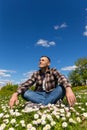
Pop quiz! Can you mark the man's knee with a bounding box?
[21,90,32,100]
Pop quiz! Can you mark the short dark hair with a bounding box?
[40,56,51,62]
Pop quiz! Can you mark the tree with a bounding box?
[68,57,87,86]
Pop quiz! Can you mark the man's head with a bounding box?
[39,56,51,69]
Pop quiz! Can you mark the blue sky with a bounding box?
[0,0,87,87]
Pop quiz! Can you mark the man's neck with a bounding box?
[40,67,49,73]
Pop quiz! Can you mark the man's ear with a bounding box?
[48,62,50,66]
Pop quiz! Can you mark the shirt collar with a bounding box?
[39,67,50,74]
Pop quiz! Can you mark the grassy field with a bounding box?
[0,86,87,130]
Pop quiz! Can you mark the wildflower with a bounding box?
[15,124,19,127]
[70,107,76,112]
[69,118,76,124]
[0,123,6,129]
[31,127,36,130]
[41,120,46,125]
[61,117,66,121]
[20,120,25,127]
[32,120,38,125]
[66,112,71,117]
[10,112,15,116]
[22,123,26,127]
[15,109,18,112]
[76,112,80,116]
[37,111,42,116]
[3,114,10,118]
[0,113,4,118]
[8,128,15,130]
[36,119,41,124]
[43,124,51,130]
[34,114,39,119]
[78,106,81,109]
[64,107,70,112]
[56,115,60,119]
[52,111,57,116]
[3,119,9,124]
[82,112,87,118]
[59,108,65,113]
[60,113,65,117]
[75,102,79,105]
[27,123,32,129]
[62,122,68,128]
[61,103,65,108]
[15,112,21,116]
[9,109,14,114]
[51,121,56,126]
[85,102,87,106]
[41,114,46,120]
[43,110,47,114]
[76,117,82,123]
[20,120,25,124]
[47,114,53,121]
[10,119,16,124]
[81,108,85,111]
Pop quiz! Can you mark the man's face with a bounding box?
[39,57,50,68]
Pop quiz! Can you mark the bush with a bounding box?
[0,84,18,96]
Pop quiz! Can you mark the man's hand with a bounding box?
[9,92,19,108]
[65,87,76,107]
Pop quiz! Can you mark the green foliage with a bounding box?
[68,57,87,86]
[0,84,36,96]
[0,84,18,96]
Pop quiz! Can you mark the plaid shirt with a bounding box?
[17,68,71,94]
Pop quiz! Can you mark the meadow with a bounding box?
[0,85,87,130]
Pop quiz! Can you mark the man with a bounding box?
[9,56,76,108]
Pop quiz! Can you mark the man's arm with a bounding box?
[17,74,36,94]
[53,69,76,106]
[9,92,19,108]
[9,72,36,108]
[65,87,76,106]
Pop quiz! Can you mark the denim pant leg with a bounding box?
[44,85,65,105]
[22,90,46,104]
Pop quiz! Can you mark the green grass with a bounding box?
[0,85,87,130]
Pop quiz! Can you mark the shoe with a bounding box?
[24,101,41,109]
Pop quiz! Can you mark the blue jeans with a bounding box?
[22,86,65,105]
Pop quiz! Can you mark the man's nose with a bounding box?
[39,61,41,64]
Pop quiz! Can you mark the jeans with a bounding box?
[22,85,65,105]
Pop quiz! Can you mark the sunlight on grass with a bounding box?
[0,86,87,130]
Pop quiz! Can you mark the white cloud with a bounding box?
[60,23,68,28]
[85,8,87,11]
[85,25,87,29]
[23,70,36,78]
[83,25,87,36]
[0,72,11,77]
[61,65,77,71]
[49,41,56,46]
[20,70,36,83]
[83,31,87,36]
[0,69,16,78]
[0,79,12,87]
[54,23,68,30]
[0,69,16,73]
[54,25,60,30]
[0,69,16,87]
[36,39,56,47]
